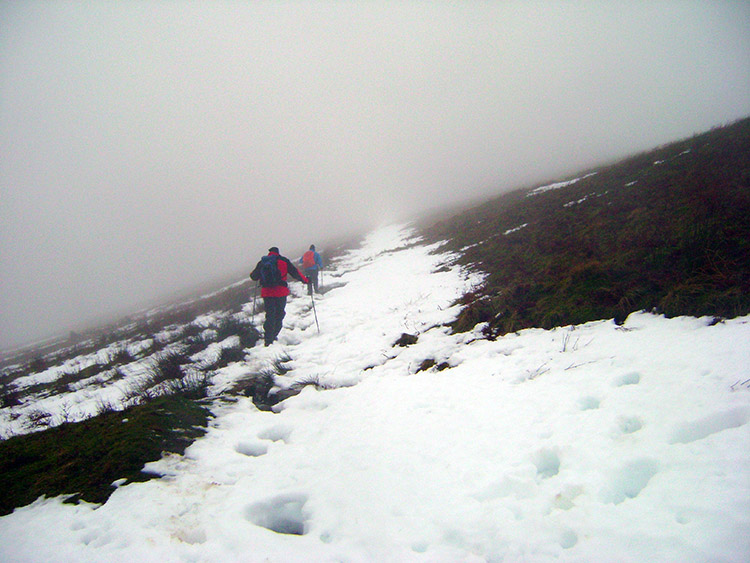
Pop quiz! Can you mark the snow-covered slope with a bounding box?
[1,224,749,562]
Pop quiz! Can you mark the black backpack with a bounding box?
[258,255,283,287]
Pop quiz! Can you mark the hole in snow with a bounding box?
[601,458,659,504]
[320,531,333,544]
[532,448,560,479]
[615,372,641,386]
[668,406,750,444]
[175,527,207,545]
[235,440,269,457]
[257,424,293,443]
[560,529,578,549]
[617,416,643,434]
[245,493,310,535]
[579,396,600,410]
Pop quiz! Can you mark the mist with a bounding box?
[1,1,749,350]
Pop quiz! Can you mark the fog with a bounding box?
[1,1,749,350]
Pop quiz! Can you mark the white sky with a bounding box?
[1,1,749,349]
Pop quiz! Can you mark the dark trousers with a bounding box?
[263,296,287,345]
[304,268,319,294]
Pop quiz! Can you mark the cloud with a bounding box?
[1,1,749,348]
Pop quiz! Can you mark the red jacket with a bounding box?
[250,252,309,297]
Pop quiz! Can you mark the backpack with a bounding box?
[258,255,282,287]
[302,250,316,269]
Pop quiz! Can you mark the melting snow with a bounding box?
[527,172,598,196]
[503,223,529,235]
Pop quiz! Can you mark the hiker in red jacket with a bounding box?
[250,247,309,346]
[299,244,324,295]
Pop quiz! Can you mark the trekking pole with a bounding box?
[251,282,259,325]
[310,292,320,334]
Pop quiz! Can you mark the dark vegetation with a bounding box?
[424,118,750,337]
[227,352,301,411]
[0,395,211,516]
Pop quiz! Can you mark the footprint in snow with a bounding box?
[668,406,750,444]
[235,440,269,457]
[532,447,561,479]
[616,416,644,435]
[578,396,601,411]
[257,423,293,443]
[245,493,310,535]
[599,458,659,504]
[614,372,641,387]
[559,528,578,549]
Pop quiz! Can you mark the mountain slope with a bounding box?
[424,117,750,336]
[1,120,750,560]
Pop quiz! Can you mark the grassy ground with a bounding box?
[423,117,750,337]
[0,395,212,516]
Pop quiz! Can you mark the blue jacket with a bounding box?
[299,249,323,271]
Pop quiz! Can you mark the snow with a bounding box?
[2,224,750,562]
[527,173,598,196]
[503,223,528,235]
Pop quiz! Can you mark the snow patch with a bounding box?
[527,172,598,196]
[503,223,528,235]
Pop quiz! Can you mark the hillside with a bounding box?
[1,119,749,556]
[424,117,750,336]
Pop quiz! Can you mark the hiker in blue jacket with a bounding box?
[299,245,324,295]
